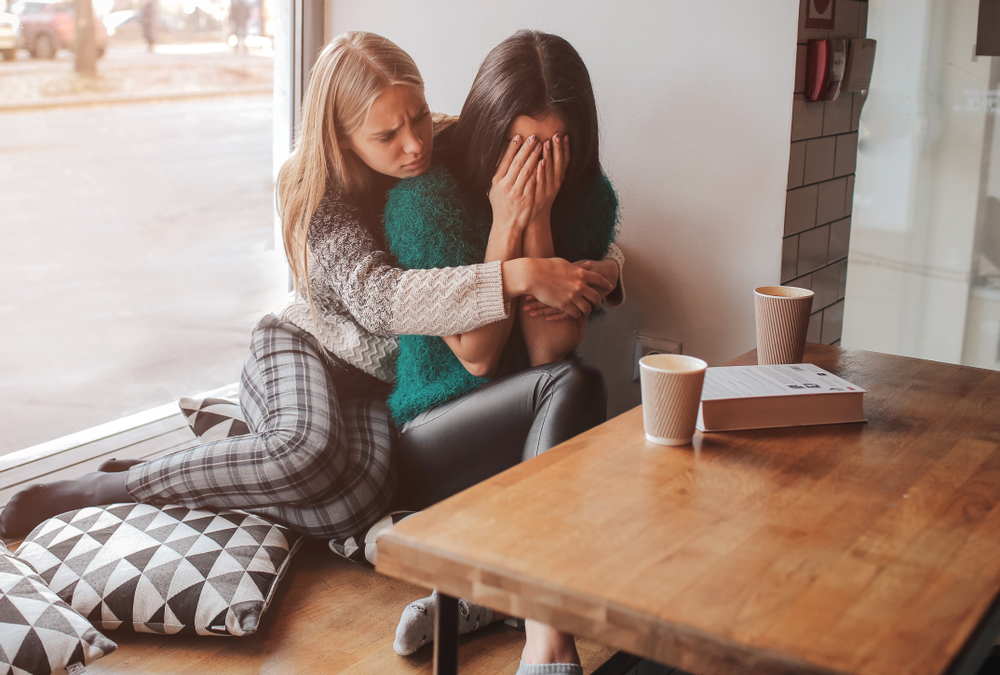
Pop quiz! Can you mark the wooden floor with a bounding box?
[0,390,627,675]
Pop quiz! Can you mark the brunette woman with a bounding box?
[385,31,621,675]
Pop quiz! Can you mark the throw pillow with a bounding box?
[14,503,303,637]
[178,396,249,441]
[328,510,417,566]
[0,540,117,675]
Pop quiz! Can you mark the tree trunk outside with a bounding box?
[75,0,96,77]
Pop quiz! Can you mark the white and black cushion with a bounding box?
[179,396,250,441]
[328,510,417,566]
[14,503,303,637]
[0,540,116,675]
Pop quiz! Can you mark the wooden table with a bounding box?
[377,345,1000,675]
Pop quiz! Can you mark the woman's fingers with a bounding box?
[542,140,556,193]
[512,137,542,195]
[553,134,570,187]
[492,135,522,185]
[533,306,569,319]
[505,135,538,187]
[582,268,615,295]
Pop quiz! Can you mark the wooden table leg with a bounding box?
[434,592,459,675]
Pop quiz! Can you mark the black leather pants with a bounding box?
[391,359,607,511]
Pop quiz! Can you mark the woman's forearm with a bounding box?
[519,218,586,364]
[442,220,523,377]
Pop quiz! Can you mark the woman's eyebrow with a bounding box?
[371,124,401,138]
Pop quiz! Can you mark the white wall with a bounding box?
[328,1,799,415]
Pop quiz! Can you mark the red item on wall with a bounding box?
[806,39,829,101]
[806,39,847,102]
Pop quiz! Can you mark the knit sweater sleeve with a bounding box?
[603,242,626,307]
[305,188,509,337]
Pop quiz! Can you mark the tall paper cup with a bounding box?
[639,354,707,446]
[754,286,814,365]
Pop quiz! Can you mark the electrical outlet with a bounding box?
[633,335,683,381]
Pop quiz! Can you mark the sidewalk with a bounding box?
[0,39,273,111]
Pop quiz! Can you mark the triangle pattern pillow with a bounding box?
[179,396,250,441]
[13,503,303,637]
[0,539,116,675]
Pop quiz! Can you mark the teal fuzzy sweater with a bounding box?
[383,161,619,425]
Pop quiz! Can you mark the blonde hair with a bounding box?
[276,31,424,329]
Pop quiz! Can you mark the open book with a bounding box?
[696,363,866,432]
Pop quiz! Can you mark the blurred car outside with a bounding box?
[0,10,19,59]
[11,0,109,59]
[102,8,173,39]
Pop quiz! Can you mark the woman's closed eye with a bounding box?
[375,109,429,143]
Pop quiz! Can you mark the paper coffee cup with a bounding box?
[639,354,707,446]
[754,286,814,365]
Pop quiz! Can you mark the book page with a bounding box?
[701,364,865,400]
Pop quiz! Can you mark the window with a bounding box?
[0,0,288,454]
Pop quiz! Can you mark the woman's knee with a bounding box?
[546,359,608,424]
[255,415,345,499]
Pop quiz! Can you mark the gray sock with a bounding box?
[393,590,494,656]
[514,662,583,675]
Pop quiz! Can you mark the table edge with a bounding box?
[377,530,850,675]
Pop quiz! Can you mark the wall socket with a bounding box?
[633,335,683,381]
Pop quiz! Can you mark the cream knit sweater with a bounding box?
[278,185,624,383]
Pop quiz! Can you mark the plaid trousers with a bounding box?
[126,314,396,539]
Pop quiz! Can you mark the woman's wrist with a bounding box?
[486,220,526,263]
[500,258,533,300]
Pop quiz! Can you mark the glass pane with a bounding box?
[843,0,999,371]
[0,0,285,455]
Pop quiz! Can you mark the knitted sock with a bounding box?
[514,663,583,675]
[393,590,493,655]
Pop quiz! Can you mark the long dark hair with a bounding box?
[442,30,601,199]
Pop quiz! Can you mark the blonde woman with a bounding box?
[0,31,616,672]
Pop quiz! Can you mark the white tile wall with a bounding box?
[789,141,806,188]
[792,95,825,141]
[795,45,807,94]
[782,234,800,283]
[821,300,845,343]
[817,176,848,225]
[807,310,824,343]
[813,262,841,308]
[785,184,819,235]
[834,0,860,38]
[798,224,830,276]
[822,93,854,135]
[829,216,851,262]
[784,0,866,345]
[834,132,858,176]
[804,136,837,184]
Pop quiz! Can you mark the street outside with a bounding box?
[0,34,285,455]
